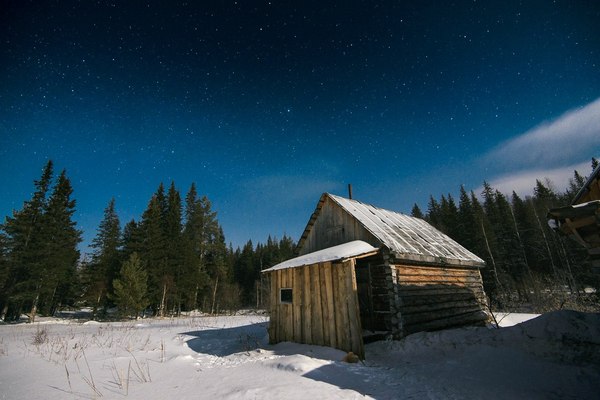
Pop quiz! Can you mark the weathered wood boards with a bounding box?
[267,260,364,359]
[395,264,489,335]
[268,192,491,354]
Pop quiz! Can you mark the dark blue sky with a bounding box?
[1,1,599,253]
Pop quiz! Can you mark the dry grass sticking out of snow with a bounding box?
[0,310,598,399]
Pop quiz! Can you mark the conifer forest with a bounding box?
[1,159,598,322]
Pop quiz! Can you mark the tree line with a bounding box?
[0,160,295,321]
[412,158,599,311]
[2,159,598,321]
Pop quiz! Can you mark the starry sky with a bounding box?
[1,1,600,253]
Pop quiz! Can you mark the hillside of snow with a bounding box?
[0,310,598,399]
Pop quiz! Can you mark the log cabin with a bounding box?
[548,164,600,273]
[263,193,489,359]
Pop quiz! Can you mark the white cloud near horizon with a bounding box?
[477,97,600,196]
[482,161,591,197]
[484,97,600,170]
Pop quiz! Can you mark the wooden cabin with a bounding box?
[548,164,600,273]
[263,193,489,359]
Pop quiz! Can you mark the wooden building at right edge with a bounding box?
[263,193,489,358]
[548,163,600,273]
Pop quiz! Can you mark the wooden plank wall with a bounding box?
[299,198,379,255]
[395,264,489,335]
[267,260,364,359]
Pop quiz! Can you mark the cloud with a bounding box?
[483,161,590,197]
[484,97,600,170]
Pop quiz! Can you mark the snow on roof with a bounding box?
[573,163,600,204]
[325,194,485,266]
[262,240,378,272]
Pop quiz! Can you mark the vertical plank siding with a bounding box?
[323,262,337,349]
[345,260,364,357]
[293,267,303,342]
[267,261,364,359]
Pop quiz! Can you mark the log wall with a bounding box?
[394,264,489,335]
[267,260,364,359]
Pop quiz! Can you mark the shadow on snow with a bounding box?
[180,321,386,398]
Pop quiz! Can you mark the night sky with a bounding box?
[1,1,600,253]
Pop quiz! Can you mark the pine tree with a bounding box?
[233,240,256,304]
[411,203,424,219]
[139,189,168,316]
[472,189,502,297]
[278,235,296,260]
[565,170,587,201]
[182,183,212,310]
[439,194,460,240]
[41,170,82,315]
[531,179,562,280]
[1,161,54,321]
[112,252,148,319]
[87,198,122,317]
[426,195,440,226]
[122,219,143,257]
[457,186,477,250]
[0,232,10,320]
[511,192,546,278]
[165,182,183,315]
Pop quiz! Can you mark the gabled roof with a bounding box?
[573,163,600,204]
[298,193,485,267]
[262,240,378,272]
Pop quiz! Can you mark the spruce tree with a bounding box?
[0,232,10,320]
[139,190,168,315]
[279,235,295,260]
[411,203,424,219]
[426,195,440,226]
[165,182,183,315]
[122,219,143,257]
[87,198,122,316]
[41,170,82,315]
[182,185,224,312]
[457,186,477,251]
[233,240,256,304]
[471,189,502,297]
[1,161,54,321]
[112,252,148,319]
[181,183,209,310]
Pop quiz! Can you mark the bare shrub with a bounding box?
[32,326,48,345]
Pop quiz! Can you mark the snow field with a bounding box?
[0,311,598,399]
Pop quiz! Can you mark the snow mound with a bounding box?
[264,354,331,374]
[371,310,600,366]
[497,310,600,364]
[271,341,349,361]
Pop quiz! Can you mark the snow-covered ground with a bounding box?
[0,310,599,399]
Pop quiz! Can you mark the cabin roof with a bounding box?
[573,164,600,204]
[298,193,485,267]
[262,240,378,272]
[547,200,600,249]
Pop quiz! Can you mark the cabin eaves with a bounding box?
[298,193,485,268]
[263,240,378,272]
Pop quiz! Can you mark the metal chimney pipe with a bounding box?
[348,183,353,199]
